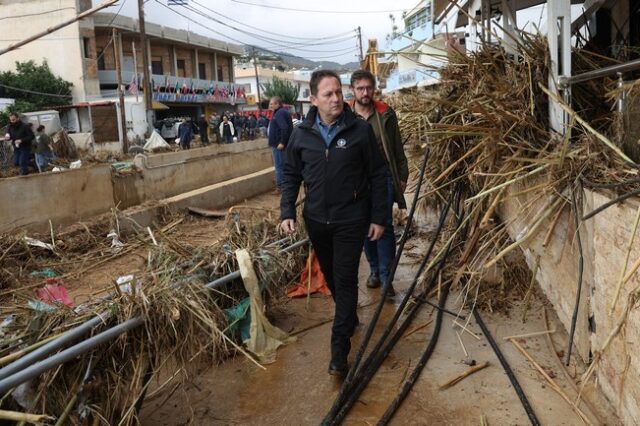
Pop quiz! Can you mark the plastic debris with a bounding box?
[23,237,55,251]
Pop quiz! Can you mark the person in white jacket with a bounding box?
[219,115,235,143]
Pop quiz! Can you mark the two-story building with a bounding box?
[0,0,245,151]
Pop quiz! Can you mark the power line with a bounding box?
[191,0,354,42]
[155,1,357,63]
[229,0,414,14]
[182,3,356,49]
[0,83,72,99]
[0,7,76,21]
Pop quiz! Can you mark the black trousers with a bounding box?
[305,219,367,364]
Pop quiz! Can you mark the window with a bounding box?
[177,59,186,77]
[198,63,206,79]
[151,57,163,75]
[97,49,105,70]
[83,37,92,59]
[217,65,223,81]
[302,88,310,98]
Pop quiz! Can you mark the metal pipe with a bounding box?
[0,318,144,394]
[0,238,308,388]
[559,58,640,87]
[0,312,109,380]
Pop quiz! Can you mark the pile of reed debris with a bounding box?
[0,208,306,424]
[388,35,637,307]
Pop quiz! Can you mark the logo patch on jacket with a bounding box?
[336,138,347,148]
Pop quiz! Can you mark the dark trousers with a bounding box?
[305,219,367,364]
[13,147,30,175]
[364,176,396,282]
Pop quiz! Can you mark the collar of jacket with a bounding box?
[347,99,390,117]
[299,103,357,130]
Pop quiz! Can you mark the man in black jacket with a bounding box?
[280,70,388,377]
[5,113,34,175]
[268,96,293,192]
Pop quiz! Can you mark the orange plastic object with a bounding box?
[287,249,331,297]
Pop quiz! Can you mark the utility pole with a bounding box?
[113,29,128,154]
[138,0,153,134]
[252,47,262,113]
[357,26,364,63]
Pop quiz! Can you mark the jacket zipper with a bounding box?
[325,147,330,224]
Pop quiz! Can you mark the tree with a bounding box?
[261,76,300,106]
[0,60,73,125]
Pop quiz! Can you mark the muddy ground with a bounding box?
[3,189,618,425]
[123,193,618,426]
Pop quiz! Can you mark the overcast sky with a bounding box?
[93,0,421,64]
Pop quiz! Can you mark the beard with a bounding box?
[356,96,372,106]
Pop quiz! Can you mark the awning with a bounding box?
[151,101,169,110]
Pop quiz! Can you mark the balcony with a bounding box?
[388,23,433,52]
[384,68,440,92]
[98,70,247,105]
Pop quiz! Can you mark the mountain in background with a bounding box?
[240,46,361,72]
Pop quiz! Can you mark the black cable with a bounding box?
[377,283,451,425]
[327,185,465,426]
[565,184,584,366]
[323,148,431,422]
[580,176,640,189]
[473,309,541,426]
[327,201,455,426]
[581,187,640,221]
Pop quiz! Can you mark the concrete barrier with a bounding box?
[0,165,115,234]
[501,183,640,424]
[120,167,276,231]
[123,140,272,203]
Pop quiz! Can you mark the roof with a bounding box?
[50,100,115,109]
[93,13,244,56]
[436,0,583,26]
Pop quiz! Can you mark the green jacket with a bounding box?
[365,101,409,209]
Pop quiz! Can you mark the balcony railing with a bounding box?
[98,70,248,104]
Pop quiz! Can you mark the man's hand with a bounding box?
[280,219,296,234]
[400,180,407,194]
[277,143,285,150]
[368,223,384,241]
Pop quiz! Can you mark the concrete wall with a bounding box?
[123,140,272,205]
[501,183,640,424]
[0,165,115,233]
[0,140,274,234]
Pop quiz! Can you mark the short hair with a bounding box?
[37,125,45,131]
[270,96,282,106]
[9,112,19,119]
[350,69,376,88]
[310,70,341,96]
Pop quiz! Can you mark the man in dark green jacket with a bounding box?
[350,70,409,296]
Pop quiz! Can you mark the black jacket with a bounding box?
[7,120,34,151]
[280,105,388,225]
[268,106,293,148]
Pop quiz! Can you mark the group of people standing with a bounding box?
[177,111,271,150]
[3,112,55,175]
[277,69,408,378]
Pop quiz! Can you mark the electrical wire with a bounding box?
[229,0,416,14]
[156,0,357,62]
[191,0,355,41]
[0,7,76,20]
[0,83,72,99]
[182,2,357,50]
